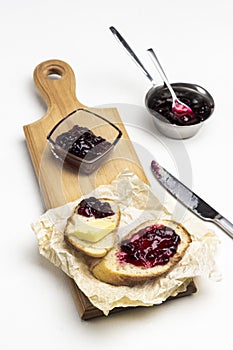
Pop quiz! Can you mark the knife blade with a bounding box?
[151,160,233,240]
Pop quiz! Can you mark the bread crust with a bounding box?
[91,220,191,286]
[64,198,120,258]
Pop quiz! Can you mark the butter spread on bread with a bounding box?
[65,197,120,257]
[65,211,119,243]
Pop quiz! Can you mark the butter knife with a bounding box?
[151,160,233,240]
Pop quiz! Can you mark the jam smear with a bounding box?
[148,87,214,126]
[172,99,194,119]
[117,224,181,268]
[77,197,115,219]
[55,125,112,160]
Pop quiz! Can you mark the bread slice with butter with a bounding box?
[64,197,120,257]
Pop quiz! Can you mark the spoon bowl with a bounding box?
[147,48,194,123]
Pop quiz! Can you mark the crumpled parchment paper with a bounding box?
[32,170,220,315]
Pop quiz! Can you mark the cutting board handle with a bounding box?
[33,59,85,116]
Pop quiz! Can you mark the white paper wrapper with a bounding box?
[32,170,220,315]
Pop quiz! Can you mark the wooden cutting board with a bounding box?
[24,59,196,320]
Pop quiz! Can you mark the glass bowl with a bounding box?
[47,108,122,174]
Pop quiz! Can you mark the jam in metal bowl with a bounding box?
[145,83,215,139]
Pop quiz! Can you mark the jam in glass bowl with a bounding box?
[47,108,122,174]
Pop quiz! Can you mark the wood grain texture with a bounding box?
[24,59,148,208]
[24,59,196,319]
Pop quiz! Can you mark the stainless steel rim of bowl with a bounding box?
[145,82,215,139]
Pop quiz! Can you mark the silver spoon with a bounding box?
[147,48,194,119]
[109,26,156,85]
[110,26,194,120]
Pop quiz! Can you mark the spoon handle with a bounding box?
[147,48,177,101]
[110,26,155,84]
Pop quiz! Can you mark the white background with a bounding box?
[1,0,233,349]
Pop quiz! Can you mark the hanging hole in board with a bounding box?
[47,68,63,80]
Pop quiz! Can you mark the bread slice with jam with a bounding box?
[64,197,120,258]
[91,220,191,286]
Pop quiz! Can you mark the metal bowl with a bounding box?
[145,82,215,139]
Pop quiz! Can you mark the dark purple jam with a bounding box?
[147,86,214,126]
[55,125,112,160]
[117,224,181,268]
[77,197,115,219]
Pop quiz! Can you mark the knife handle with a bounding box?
[214,215,233,240]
